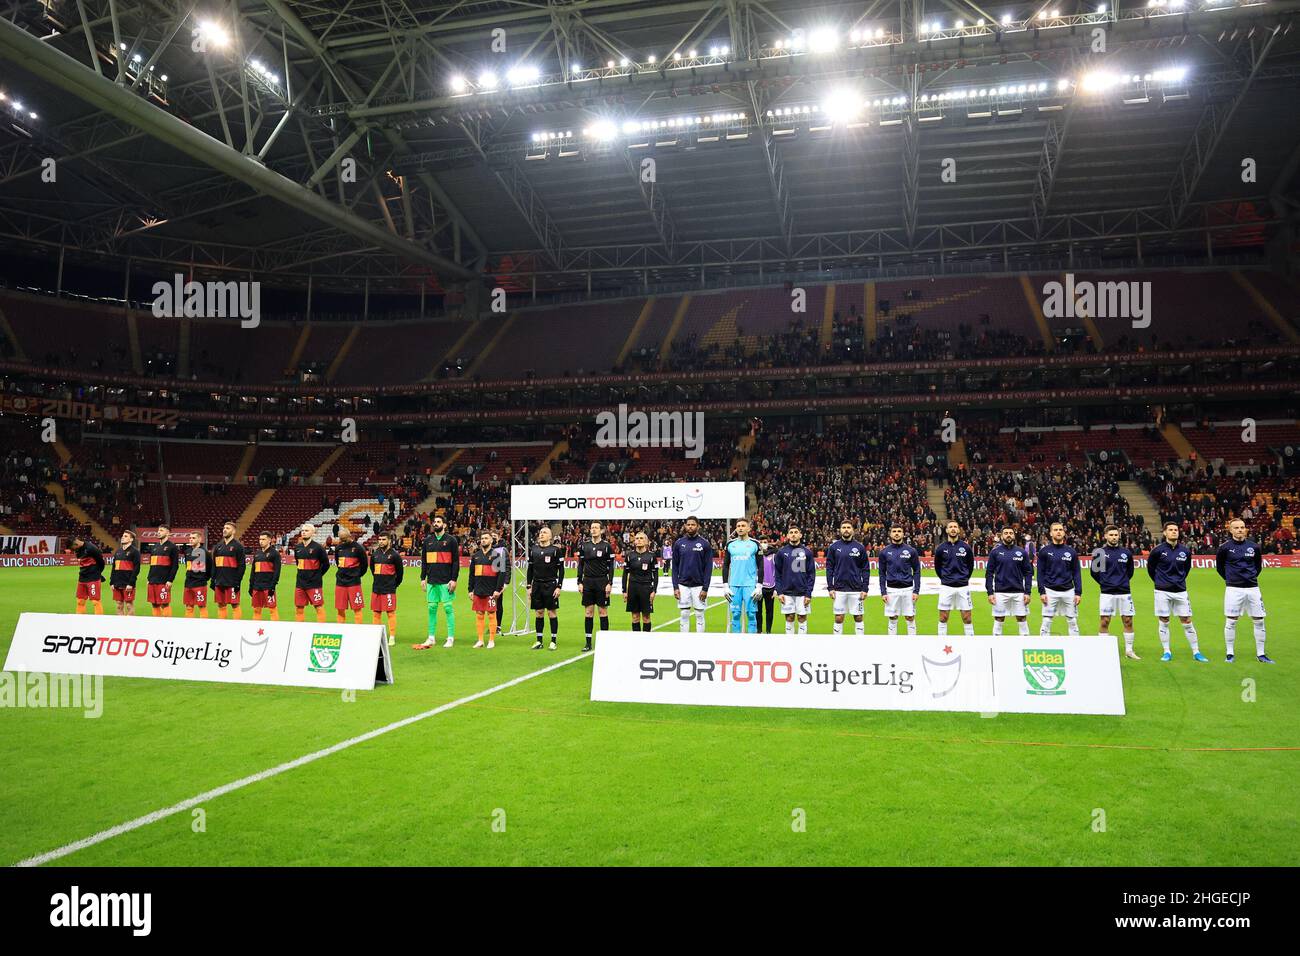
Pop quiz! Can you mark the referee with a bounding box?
[577,520,615,652]
[622,530,659,631]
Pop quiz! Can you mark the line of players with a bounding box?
[69,511,1273,664]
[527,514,1274,664]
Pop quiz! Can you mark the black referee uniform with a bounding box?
[622,547,659,630]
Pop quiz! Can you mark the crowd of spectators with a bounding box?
[1139,463,1299,554]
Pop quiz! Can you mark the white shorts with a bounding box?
[937,584,972,612]
[883,587,915,618]
[1154,590,1193,618]
[780,594,810,616]
[992,592,1028,618]
[1098,593,1136,618]
[832,590,864,616]
[1223,586,1266,619]
[1041,588,1077,617]
[677,585,706,611]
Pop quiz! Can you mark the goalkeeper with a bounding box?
[413,514,460,650]
[723,518,761,633]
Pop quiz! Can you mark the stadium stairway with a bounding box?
[927,480,949,522]
[1159,422,1197,461]
[657,295,694,366]
[946,437,968,470]
[125,309,144,374]
[45,482,114,549]
[235,488,277,536]
[1118,480,1164,531]
[232,444,257,482]
[286,323,312,374]
[0,305,28,361]
[325,325,362,382]
[463,312,518,377]
[819,284,837,353]
[311,446,347,479]
[176,317,191,378]
[1018,274,1057,352]
[1231,270,1300,344]
[615,299,657,367]
[531,440,568,482]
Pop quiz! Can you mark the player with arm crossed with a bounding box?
[109,530,141,616]
[369,532,403,646]
[672,517,714,633]
[934,520,974,638]
[878,523,922,636]
[1217,518,1273,663]
[1091,524,1139,659]
[71,534,106,615]
[249,531,282,621]
[622,531,659,631]
[145,526,179,617]
[416,515,459,649]
[773,526,814,634]
[826,521,869,636]
[293,525,329,625]
[722,518,761,633]
[211,521,247,621]
[527,526,563,649]
[986,526,1033,636]
[182,532,211,619]
[469,531,507,648]
[1037,522,1082,637]
[1148,521,1206,662]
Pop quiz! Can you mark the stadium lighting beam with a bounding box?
[0,16,478,280]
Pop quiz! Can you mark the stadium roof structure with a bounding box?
[2,0,1300,297]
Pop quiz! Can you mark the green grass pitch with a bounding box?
[0,566,1295,866]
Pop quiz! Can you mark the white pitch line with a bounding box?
[14,601,724,868]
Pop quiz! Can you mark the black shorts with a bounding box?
[581,581,610,607]
[530,584,560,611]
[625,583,654,615]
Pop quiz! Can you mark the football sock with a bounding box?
[964,623,975,636]
[536,618,544,640]
[1067,616,1079,637]
[1225,619,1237,655]
[1017,620,1029,637]
[854,619,864,635]
[1253,619,1266,656]
[680,610,690,632]
[1124,631,1135,652]
[785,619,794,635]
[1158,621,1171,652]
[1183,622,1198,652]
[908,620,918,637]
[600,615,609,629]
[584,617,593,637]
[937,620,947,637]
[1039,614,1052,636]
[549,616,558,635]
[695,610,706,633]
[887,617,898,636]
[833,621,843,635]
[797,619,807,634]
[992,619,1003,637]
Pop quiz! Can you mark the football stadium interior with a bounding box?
[2,0,1300,874]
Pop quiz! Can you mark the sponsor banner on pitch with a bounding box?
[4,613,392,690]
[511,481,745,521]
[591,632,1125,716]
